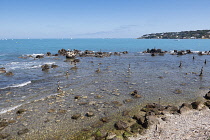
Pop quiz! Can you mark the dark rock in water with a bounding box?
[74,95,82,100]
[58,109,67,114]
[71,113,81,120]
[122,110,130,116]
[91,121,104,128]
[0,69,6,73]
[86,112,94,117]
[0,121,8,128]
[174,89,182,94]
[46,52,51,56]
[17,128,29,135]
[204,91,210,99]
[100,117,109,123]
[134,94,142,98]
[41,64,50,71]
[130,123,144,134]
[73,59,80,62]
[36,55,44,58]
[114,120,129,130]
[0,67,5,70]
[16,109,26,114]
[5,71,14,76]
[204,101,210,108]
[0,133,10,139]
[51,64,58,68]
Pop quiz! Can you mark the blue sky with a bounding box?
[1,0,210,39]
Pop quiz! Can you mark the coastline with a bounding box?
[0,88,209,139]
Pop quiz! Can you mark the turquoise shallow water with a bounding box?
[0,38,210,114]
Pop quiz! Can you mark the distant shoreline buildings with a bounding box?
[138,30,210,39]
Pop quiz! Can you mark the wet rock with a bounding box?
[122,131,133,139]
[94,95,103,99]
[41,64,50,71]
[17,128,29,135]
[48,109,55,113]
[74,95,82,100]
[46,52,51,56]
[106,132,117,140]
[133,114,145,125]
[144,115,159,128]
[58,109,67,114]
[0,67,5,70]
[93,130,107,140]
[91,121,104,128]
[114,120,129,130]
[36,55,44,58]
[165,105,179,114]
[130,123,144,134]
[178,103,193,114]
[0,133,10,139]
[71,113,81,120]
[0,121,8,129]
[179,106,191,114]
[122,110,130,116]
[174,89,182,94]
[204,101,210,108]
[100,117,109,123]
[141,103,164,115]
[180,103,193,109]
[134,94,141,98]
[111,136,124,140]
[123,99,133,103]
[0,70,6,73]
[78,102,88,106]
[204,91,210,99]
[5,71,14,76]
[191,101,204,110]
[86,112,94,117]
[51,64,58,68]
[16,109,26,114]
[111,101,122,107]
[112,92,121,96]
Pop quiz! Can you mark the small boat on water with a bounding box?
[66,51,76,59]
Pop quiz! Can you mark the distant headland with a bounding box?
[137,29,210,39]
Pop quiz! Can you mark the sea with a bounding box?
[1,38,210,114]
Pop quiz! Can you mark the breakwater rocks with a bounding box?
[143,48,210,56]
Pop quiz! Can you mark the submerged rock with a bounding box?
[16,109,27,114]
[5,71,14,76]
[71,113,81,120]
[0,133,10,139]
[17,128,29,135]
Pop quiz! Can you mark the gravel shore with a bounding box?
[131,108,210,140]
